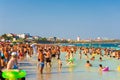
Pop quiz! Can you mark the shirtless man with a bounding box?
[38,49,45,74]
[45,49,51,68]
[7,52,18,69]
[6,52,25,80]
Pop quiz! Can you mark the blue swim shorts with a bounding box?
[40,62,44,68]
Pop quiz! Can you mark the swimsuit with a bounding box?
[12,64,18,69]
[40,62,44,68]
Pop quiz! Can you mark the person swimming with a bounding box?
[90,56,95,61]
[98,64,103,71]
[85,60,92,67]
[99,57,102,62]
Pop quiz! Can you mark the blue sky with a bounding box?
[0,0,120,39]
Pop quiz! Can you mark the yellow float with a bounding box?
[117,66,120,71]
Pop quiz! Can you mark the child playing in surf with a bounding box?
[85,60,92,67]
[90,56,95,61]
[58,59,62,69]
[98,64,103,71]
[99,57,102,62]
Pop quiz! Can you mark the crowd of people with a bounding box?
[0,42,33,80]
[0,42,120,79]
[61,45,120,71]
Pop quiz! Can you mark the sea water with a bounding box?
[20,51,120,80]
[20,43,120,80]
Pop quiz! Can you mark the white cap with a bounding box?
[11,52,17,56]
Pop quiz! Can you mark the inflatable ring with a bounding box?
[68,58,75,62]
[102,67,109,71]
[2,69,26,79]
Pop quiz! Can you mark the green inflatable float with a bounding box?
[2,69,26,80]
[68,58,75,62]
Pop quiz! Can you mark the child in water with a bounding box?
[99,57,102,62]
[90,56,95,61]
[98,64,103,71]
[85,60,92,67]
[58,59,62,69]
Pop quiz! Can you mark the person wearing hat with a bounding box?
[6,52,26,80]
[7,52,18,69]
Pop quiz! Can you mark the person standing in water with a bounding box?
[58,58,62,72]
[58,59,62,69]
[45,49,51,68]
[79,47,82,59]
[38,49,45,74]
[6,52,25,80]
[7,52,18,69]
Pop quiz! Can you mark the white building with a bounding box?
[13,38,16,42]
[68,39,71,42]
[17,33,30,39]
[48,37,57,41]
[96,37,102,41]
[77,36,80,41]
[17,34,26,39]
[6,33,13,37]
[33,36,40,39]
[1,38,5,42]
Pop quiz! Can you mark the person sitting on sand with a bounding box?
[85,60,92,67]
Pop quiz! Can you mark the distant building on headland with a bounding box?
[48,37,57,42]
[68,39,71,42]
[96,37,102,41]
[17,33,30,39]
[77,36,80,41]
[1,33,120,43]
[33,36,40,40]
[6,33,13,37]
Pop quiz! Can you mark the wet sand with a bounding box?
[19,53,120,80]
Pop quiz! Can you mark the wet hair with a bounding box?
[99,57,102,59]
[39,49,43,52]
[99,64,102,67]
[87,60,89,63]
